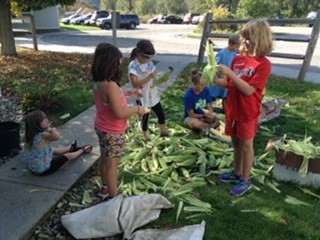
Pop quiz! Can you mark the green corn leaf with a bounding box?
[81,190,92,204]
[176,201,184,222]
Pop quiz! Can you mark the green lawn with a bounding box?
[1,49,320,239]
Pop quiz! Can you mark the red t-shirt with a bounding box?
[226,55,271,122]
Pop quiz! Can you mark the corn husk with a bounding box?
[155,66,174,85]
[201,40,216,85]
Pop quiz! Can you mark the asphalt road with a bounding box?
[16,23,319,75]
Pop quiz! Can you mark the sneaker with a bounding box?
[98,185,109,199]
[230,179,252,197]
[218,171,240,183]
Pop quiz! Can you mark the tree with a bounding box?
[0,0,75,57]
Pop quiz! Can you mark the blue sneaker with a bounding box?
[218,171,240,183]
[230,179,252,196]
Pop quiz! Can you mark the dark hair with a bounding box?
[228,34,240,45]
[91,43,123,86]
[130,39,155,60]
[191,68,201,84]
[24,110,46,148]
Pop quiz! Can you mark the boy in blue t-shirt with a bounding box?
[184,68,219,131]
[210,35,240,109]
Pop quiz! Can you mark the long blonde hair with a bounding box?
[239,19,273,57]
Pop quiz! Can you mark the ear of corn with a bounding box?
[201,40,217,85]
[144,108,151,113]
[155,66,174,85]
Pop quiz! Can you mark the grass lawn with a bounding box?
[1,49,320,239]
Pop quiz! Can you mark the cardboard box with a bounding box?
[275,150,320,174]
[259,98,288,123]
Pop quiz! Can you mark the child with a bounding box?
[92,43,146,199]
[210,34,240,109]
[216,19,273,196]
[128,39,169,141]
[183,68,220,132]
[24,110,92,176]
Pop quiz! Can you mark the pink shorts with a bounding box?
[225,117,259,140]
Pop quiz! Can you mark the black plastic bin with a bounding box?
[0,121,20,157]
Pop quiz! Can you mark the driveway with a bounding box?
[15,23,319,82]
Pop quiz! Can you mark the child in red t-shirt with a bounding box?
[215,19,273,196]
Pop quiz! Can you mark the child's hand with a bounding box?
[125,89,143,98]
[149,71,157,81]
[137,106,148,116]
[217,64,232,76]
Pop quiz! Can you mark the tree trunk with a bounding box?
[0,0,17,56]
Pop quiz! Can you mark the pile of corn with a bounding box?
[118,117,275,220]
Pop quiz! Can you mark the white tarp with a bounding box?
[61,194,173,239]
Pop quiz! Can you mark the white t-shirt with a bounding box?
[128,59,160,108]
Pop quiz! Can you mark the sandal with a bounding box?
[69,140,78,152]
[81,145,93,154]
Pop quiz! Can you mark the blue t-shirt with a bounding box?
[210,47,238,100]
[183,86,212,119]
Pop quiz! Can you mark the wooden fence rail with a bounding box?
[198,11,320,82]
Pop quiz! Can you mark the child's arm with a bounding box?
[217,64,256,96]
[103,81,145,118]
[42,127,60,141]
[123,88,143,98]
[129,72,157,88]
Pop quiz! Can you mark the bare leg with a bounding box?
[105,158,119,197]
[231,136,242,177]
[239,138,254,181]
[186,118,212,130]
[53,145,72,155]
[63,145,92,161]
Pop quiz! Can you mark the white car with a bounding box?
[70,14,92,25]
[307,11,317,27]
[191,14,205,25]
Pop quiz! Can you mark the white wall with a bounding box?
[33,6,60,30]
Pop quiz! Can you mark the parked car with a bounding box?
[158,15,183,24]
[61,13,81,24]
[183,13,200,24]
[147,14,165,24]
[307,11,317,27]
[96,13,140,30]
[86,10,109,26]
[70,14,92,25]
[191,14,205,25]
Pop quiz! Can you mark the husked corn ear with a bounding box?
[201,108,215,116]
[210,125,231,143]
[144,108,151,113]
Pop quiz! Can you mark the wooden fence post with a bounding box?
[197,12,212,64]
[30,11,38,51]
[297,10,320,82]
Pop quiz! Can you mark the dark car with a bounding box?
[96,13,140,30]
[158,15,183,24]
[86,10,109,26]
